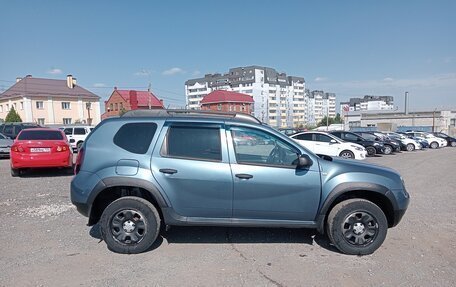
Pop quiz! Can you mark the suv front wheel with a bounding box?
[100,196,161,254]
[327,199,387,255]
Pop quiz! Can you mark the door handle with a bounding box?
[235,173,253,179]
[159,168,177,174]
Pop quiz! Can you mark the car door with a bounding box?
[151,122,233,218]
[313,133,339,156]
[290,133,316,152]
[228,126,321,221]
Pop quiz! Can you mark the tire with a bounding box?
[100,196,161,254]
[11,168,19,177]
[406,143,415,152]
[327,199,388,255]
[339,150,355,159]
[383,145,393,155]
[451,141,456,147]
[430,142,438,149]
[366,146,376,156]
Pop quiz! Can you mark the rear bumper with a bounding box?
[11,152,72,168]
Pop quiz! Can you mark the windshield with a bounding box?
[17,130,64,140]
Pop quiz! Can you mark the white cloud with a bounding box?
[93,83,107,88]
[314,77,327,82]
[47,68,62,75]
[134,69,151,77]
[383,77,394,82]
[162,67,186,76]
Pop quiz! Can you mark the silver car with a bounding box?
[0,132,13,158]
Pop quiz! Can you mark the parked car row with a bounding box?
[288,129,455,160]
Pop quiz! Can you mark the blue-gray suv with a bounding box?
[71,110,409,255]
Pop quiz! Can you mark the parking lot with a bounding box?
[0,148,455,287]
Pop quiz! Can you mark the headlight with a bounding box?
[351,145,364,151]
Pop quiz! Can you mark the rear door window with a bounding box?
[74,128,86,135]
[294,133,313,141]
[164,126,222,161]
[113,122,157,154]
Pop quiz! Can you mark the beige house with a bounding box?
[0,75,101,125]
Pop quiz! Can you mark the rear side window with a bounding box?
[64,128,73,135]
[74,128,86,135]
[4,125,13,134]
[165,126,221,161]
[113,123,157,154]
[18,130,64,140]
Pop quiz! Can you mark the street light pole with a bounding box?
[86,102,92,125]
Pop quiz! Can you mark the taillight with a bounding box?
[75,147,84,174]
[56,145,69,152]
[12,146,24,152]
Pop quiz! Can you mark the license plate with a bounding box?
[31,148,51,153]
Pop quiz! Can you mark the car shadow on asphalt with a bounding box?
[14,168,73,178]
[89,224,340,254]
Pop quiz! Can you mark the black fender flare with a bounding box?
[86,176,169,222]
[316,182,398,233]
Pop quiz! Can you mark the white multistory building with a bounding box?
[306,90,336,126]
[185,66,334,128]
[340,95,394,115]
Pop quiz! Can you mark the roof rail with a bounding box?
[121,109,262,124]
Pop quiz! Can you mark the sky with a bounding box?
[1,0,455,112]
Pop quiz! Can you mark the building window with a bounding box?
[6,104,9,111]
[120,102,124,110]
[115,103,118,111]
[37,118,45,125]
[217,104,222,111]
[110,103,113,111]
[0,105,2,113]
[36,101,44,109]
[20,102,24,110]
[63,118,72,125]
[62,102,71,110]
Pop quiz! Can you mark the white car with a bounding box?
[63,126,94,150]
[290,131,367,160]
[382,132,422,151]
[405,131,447,149]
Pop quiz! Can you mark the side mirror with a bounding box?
[330,139,337,144]
[297,154,313,169]
[357,138,363,142]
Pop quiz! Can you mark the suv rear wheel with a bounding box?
[100,196,161,254]
[327,199,387,255]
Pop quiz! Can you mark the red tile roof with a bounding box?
[115,89,163,108]
[200,90,254,104]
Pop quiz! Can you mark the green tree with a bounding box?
[119,107,127,116]
[5,107,22,122]
[317,114,343,127]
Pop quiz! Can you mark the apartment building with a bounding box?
[306,90,337,126]
[0,75,101,125]
[340,95,394,114]
[184,66,307,127]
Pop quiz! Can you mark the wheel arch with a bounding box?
[88,177,169,226]
[316,183,397,234]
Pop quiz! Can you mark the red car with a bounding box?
[10,128,73,176]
